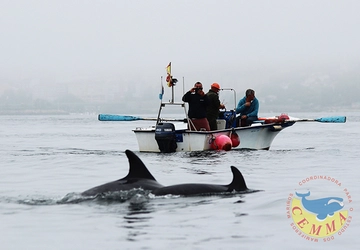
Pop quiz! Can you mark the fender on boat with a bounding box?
[211,135,232,151]
[230,131,240,147]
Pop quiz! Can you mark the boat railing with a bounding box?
[155,101,188,126]
[220,88,237,110]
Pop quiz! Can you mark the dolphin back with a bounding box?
[226,166,248,192]
[81,150,161,196]
[151,166,248,196]
[81,150,252,197]
[123,150,157,181]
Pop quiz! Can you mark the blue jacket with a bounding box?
[235,97,259,117]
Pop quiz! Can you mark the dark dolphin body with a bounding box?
[152,166,247,196]
[81,150,164,196]
[82,150,249,197]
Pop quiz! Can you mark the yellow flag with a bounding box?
[166,62,171,75]
[166,62,172,87]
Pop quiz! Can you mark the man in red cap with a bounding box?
[206,82,225,130]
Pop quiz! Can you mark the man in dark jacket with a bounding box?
[206,83,225,130]
[182,82,210,131]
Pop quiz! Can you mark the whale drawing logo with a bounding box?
[295,191,344,220]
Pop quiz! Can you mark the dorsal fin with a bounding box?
[122,150,157,181]
[227,166,248,191]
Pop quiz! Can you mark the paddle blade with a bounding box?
[315,116,346,123]
[98,114,142,121]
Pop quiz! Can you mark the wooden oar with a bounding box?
[288,116,346,123]
[98,114,187,122]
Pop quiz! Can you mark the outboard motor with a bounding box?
[155,122,177,153]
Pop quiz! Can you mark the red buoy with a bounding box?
[278,113,289,121]
[230,132,240,147]
[211,135,232,151]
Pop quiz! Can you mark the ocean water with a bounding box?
[1,112,359,250]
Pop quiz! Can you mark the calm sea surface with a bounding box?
[1,112,359,250]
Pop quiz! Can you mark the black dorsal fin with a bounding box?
[122,150,157,181]
[227,166,248,191]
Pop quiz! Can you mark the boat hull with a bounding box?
[133,122,294,152]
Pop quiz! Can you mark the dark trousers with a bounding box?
[207,118,217,131]
[236,116,258,127]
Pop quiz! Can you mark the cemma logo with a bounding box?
[286,175,353,242]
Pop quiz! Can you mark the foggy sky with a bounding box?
[1,0,360,101]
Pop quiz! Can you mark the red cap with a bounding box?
[211,82,220,90]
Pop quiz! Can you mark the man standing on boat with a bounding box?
[182,82,210,131]
[206,83,225,130]
[235,89,259,127]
